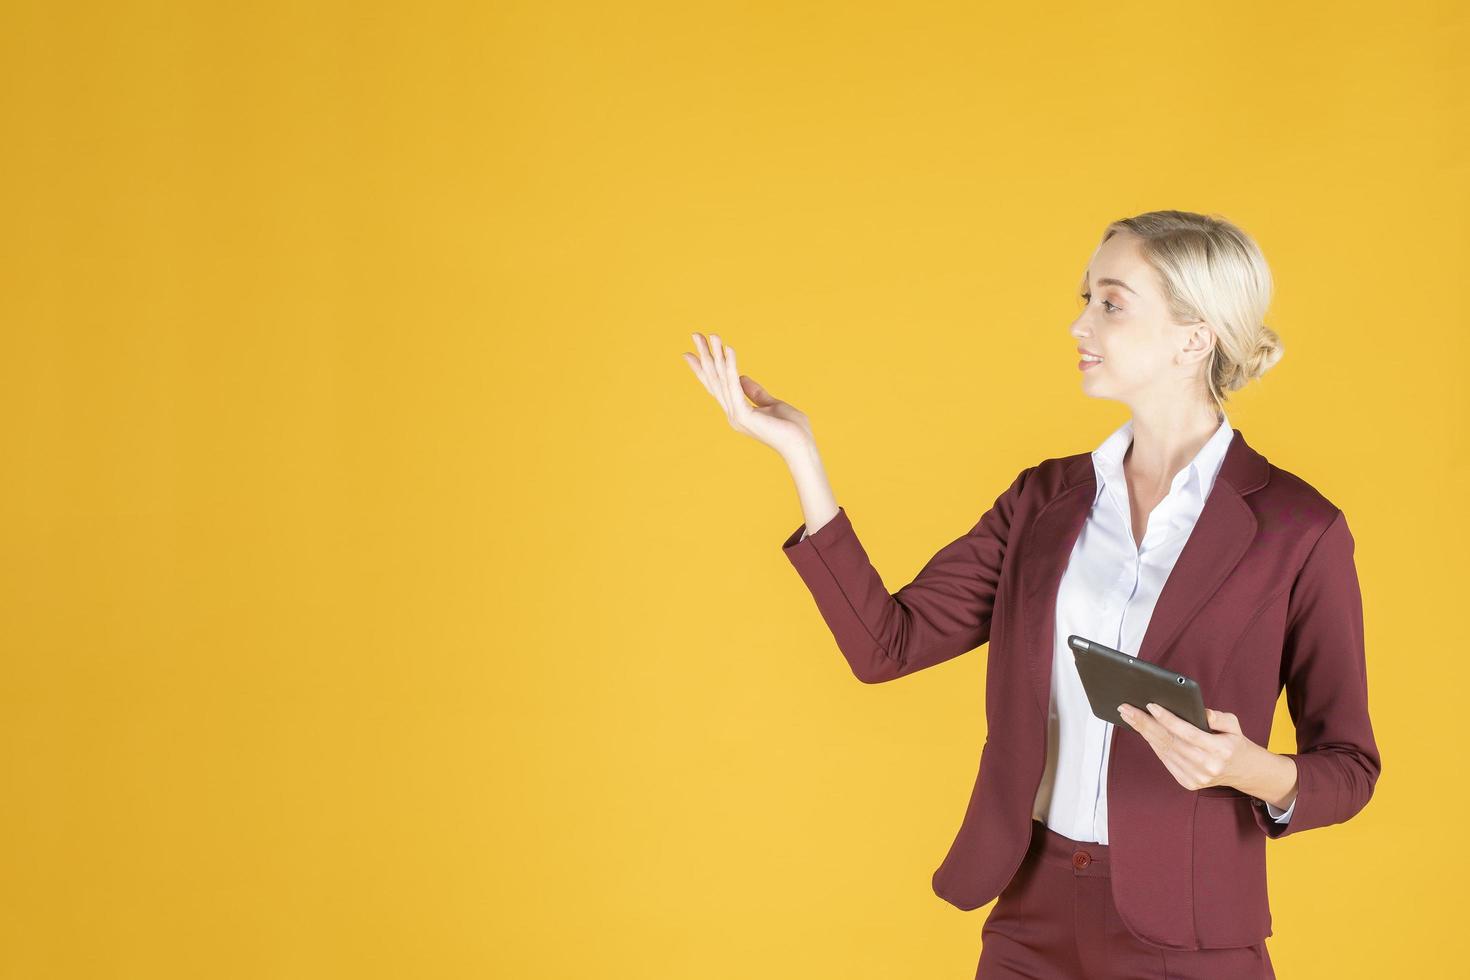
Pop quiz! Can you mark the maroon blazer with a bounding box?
[781,427,1381,951]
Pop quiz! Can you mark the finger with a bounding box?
[1159,755,1197,789]
[690,334,722,396]
[1118,703,1160,737]
[1119,706,1165,747]
[691,332,712,371]
[1205,708,1239,733]
[1145,703,1204,746]
[698,334,732,414]
[1165,737,1212,771]
[1134,723,1203,778]
[706,334,732,410]
[682,352,717,395]
[1128,712,1199,768]
[722,344,747,417]
[727,347,747,417]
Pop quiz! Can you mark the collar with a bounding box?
[1089,412,1236,505]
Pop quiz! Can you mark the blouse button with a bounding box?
[1072,851,1091,869]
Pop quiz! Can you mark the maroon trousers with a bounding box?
[975,820,1276,980]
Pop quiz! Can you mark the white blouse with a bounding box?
[1030,411,1295,842]
[800,413,1297,841]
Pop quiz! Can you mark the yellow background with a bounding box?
[1,1,1461,976]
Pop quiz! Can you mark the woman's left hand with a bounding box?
[1116,702,1259,793]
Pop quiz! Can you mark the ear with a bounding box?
[1176,319,1216,367]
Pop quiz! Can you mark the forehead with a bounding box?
[1084,233,1152,293]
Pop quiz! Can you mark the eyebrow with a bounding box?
[1081,274,1137,296]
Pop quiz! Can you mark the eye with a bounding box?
[1079,291,1122,314]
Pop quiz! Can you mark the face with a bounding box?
[1069,230,1215,408]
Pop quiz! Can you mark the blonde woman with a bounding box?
[681,210,1380,979]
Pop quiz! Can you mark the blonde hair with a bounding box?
[1083,210,1282,416]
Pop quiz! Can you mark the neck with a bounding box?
[1123,404,1223,493]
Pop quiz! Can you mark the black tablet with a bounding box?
[1067,634,1210,732]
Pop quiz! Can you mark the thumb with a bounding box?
[739,375,777,406]
[1206,708,1240,732]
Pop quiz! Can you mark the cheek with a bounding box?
[1106,331,1171,377]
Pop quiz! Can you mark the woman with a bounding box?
[680,210,1381,979]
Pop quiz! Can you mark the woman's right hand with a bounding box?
[682,332,816,462]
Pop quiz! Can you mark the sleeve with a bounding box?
[1262,798,1295,824]
[779,465,1033,684]
[1251,508,1382,839]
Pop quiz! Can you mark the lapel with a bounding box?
[1016,428,1271,719]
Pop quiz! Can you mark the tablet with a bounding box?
[1067,634,1210,732]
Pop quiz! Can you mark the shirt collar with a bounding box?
[1091,411,1235,504]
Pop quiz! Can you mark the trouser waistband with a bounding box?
[1030,818,1111,878]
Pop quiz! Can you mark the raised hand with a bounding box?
[681,332,816,461]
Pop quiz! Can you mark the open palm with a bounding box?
[681,332,814,459]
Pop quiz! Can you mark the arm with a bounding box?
[780,464,1033,684]
[1251,509,1382,838]
[1264,798,1295,823]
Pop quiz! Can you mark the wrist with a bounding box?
[1269,753,1300,811]
[782,439,821,466]
[1244,746,1298,810]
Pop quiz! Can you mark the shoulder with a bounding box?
[1259,461,1339,511]
[1016,450,1092,499]
[1252,458,1352,558]
[1251,460,1346,543]
[984,451,1091,518]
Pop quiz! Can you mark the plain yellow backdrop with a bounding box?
[1,1,1462,977]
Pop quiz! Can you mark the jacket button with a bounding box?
[1072,851,1091,869]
